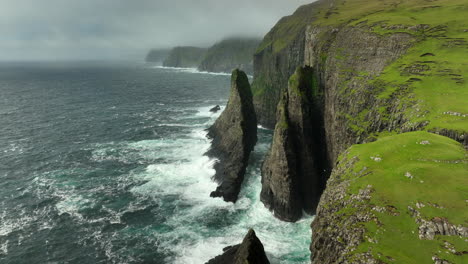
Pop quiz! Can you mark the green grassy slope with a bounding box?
[306,1,468,263]
[309,0,468,136]
[334,131,467,263]
[347,0,468,134]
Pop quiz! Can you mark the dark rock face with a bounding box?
[251,1,467,263]
[261,66,328,222]
[206,229,270,264]
[206,245,240,264]
[310,157,373,264]
[209,105,221,113]
[251,1,326,128]
[252,6,418,165]
[206,69,257,202]
[251,32,307,128]
[305,26,416,165]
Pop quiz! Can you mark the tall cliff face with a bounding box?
[252,0,467,262]
[163,46,207,68]
[251,0,327,128]
[261,66,328,222]
[253,0,467,163]
[306,25,415,164]
[198,38,261,75]
[206,69,257,202]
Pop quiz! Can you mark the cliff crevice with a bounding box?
[261,66,330,222]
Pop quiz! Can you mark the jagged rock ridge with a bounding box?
[206,69,257,202]
[261,66,329,222]
[205,229,270,264]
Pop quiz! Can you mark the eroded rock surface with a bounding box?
[206,69,257,202]
[261,66,328,222]
[206,229,270,264]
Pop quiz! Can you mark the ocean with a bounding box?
[0,62,312,264]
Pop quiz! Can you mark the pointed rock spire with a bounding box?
[206,69,257,202]
[206,229,270,264]
[261,66,326,222]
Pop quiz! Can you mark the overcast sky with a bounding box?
[0,0,314,61]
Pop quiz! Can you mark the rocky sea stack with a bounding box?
[261,66,328,222]
[206,69,257,202]
[206,229,270,264]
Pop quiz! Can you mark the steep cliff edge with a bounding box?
[261,66,328,222]
[198,38,261,75]
[206,229,270,264]
[253,0,467,161]
[163,46,207,68]
[251,0,327,127]
[251,0,468,262]
[311,132,468,263]
[206,69,257,202]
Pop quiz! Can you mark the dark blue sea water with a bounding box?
[0,62,312,264]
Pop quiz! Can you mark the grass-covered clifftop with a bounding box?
[162,46,207,68]
[326,0,468,139]
[250,0,467,263]
[312,131,468,263]
[198,38,261,75]
[252,0,468,137]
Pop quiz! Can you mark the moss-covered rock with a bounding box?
[261,66,328,222]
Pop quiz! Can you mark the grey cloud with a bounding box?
[0,0,313,61]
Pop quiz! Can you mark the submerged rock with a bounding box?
[206,229,270,264]
[261,66,326,222]
[206,69,257,202]
[209,105,221,113]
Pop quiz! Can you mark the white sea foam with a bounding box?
[170,166,313,264]
[154,66,232,76]
[0,240,8,255]
[55,194,90,219]
[257,124,270,130]
[19,104,310,263]
[125,105,313,264]
[193,105,225,119]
